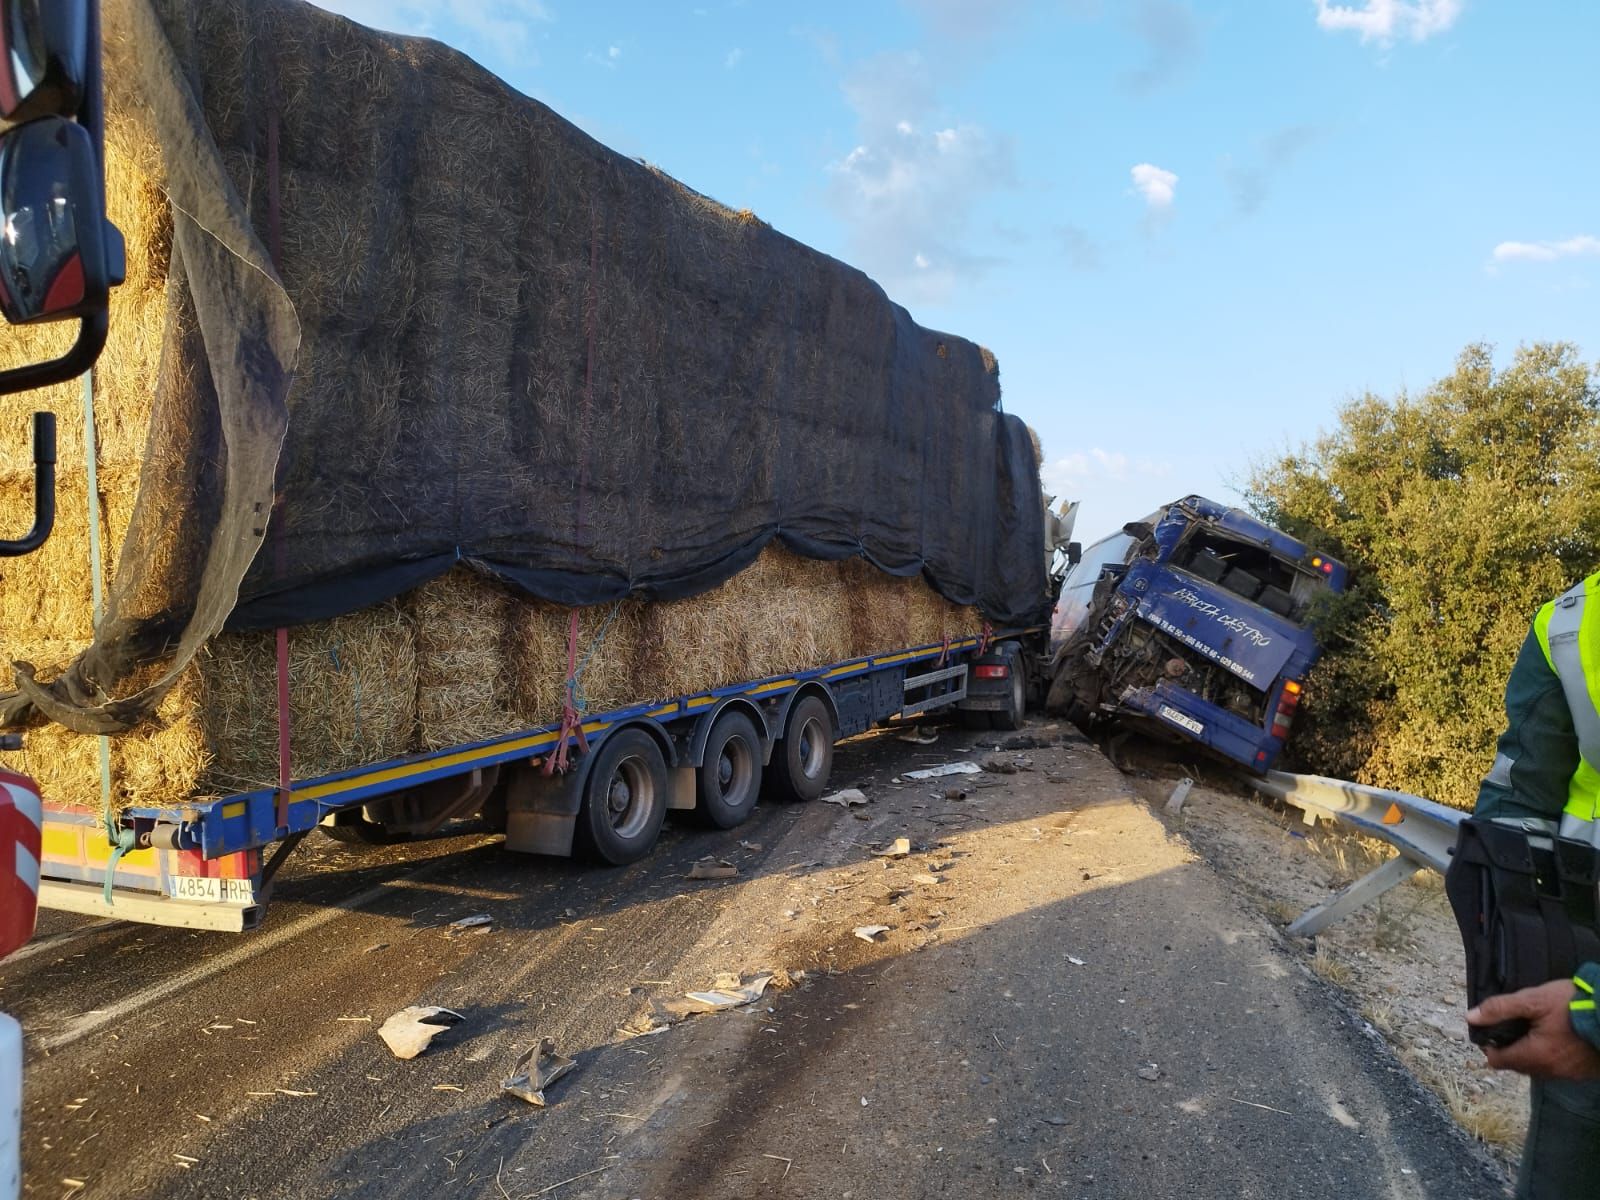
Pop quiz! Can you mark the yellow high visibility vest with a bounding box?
[1534,571,1600,838]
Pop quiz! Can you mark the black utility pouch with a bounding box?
[1445,817,1600,1046]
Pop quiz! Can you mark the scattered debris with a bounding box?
[686,857,739,880]
[981,755,1034,774]
[448,914,493,932]
[502,1038,578,1106]
[901,761,982,781]
[651,973,775,1024]
[739,840,764,852]
[854,925,891,942]
[1229,1096,1293,1116]
[1067,955,1086,966]
[873,837,912,859]
[1135,1063,1161,1082]
[1039,1115,1071,1127]
[943,786,970,801]
[997,733,1052,750]
[822,788,868,807]
[433,1083,465,1092]
[912,872,942,886]
[1164,777,1194,815]
[762,1153,794,1179]
[562,908,578,919]
[378,1006,465,1060]
[897,726,939,745]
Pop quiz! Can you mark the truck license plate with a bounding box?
[166,875,255,905]
[1158,705,1204,736]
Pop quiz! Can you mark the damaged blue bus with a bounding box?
[1045,496,1346,772]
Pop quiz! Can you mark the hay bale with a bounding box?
[196,605,417,794]
[506,594,645,729]
[410,570,517,751]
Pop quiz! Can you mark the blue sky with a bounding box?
[309,0,1600,544]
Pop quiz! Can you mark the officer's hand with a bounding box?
[1469,980,1600,1080]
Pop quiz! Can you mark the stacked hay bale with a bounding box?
[0,0,992,816]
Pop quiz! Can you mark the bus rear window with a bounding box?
[1174,531,1327,624]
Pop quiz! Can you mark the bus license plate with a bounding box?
[167,875,255,905]
[1158,705,1204,736]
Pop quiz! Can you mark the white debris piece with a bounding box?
[902,761,982,781]
[652,973,776,1024]
[822,788,869,807]
[378,1006,464,1060]
[502,1037,578,1106]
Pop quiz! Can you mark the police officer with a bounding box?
[1469,571,1600,1197]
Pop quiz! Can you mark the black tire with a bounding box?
[696,711,764,828]
[319,813,413,846]
[576,728,669,865]
[959,709,993,731]
[990,647,1028,731]
[766,695,835,803]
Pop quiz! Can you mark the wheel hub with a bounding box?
[608,776,632,815]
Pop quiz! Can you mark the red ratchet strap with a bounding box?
[978,620,993,657]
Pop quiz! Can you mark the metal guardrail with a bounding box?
[1243,770,1463,937]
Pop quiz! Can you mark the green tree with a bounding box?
[1245,343,1600,808]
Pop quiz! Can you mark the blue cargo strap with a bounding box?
[82,368,123,903]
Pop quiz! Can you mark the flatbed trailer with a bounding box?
[35,627,1042,931]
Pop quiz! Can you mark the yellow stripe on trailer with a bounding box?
[297,732,556,802]
[749,679,797,696]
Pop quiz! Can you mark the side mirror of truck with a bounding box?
[0,116,122,325]
[0,0,121,397]
[1066,541,1082,568]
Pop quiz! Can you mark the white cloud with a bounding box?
[1130,162,1178,209]
[825,50,1014,305]
[586,44,621,68]
[1492,236,1600,264]
[308,0,553,64]
[1042,448,1173,498]
[1313,0,1462,44]
[725,48,744,69]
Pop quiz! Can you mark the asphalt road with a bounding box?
[2,725,1507,1199]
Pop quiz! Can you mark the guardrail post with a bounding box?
[1286,854,1421,938]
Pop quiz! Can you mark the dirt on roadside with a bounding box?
[1118,750,1529,1164]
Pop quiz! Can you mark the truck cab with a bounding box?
[1046,495,1346,772]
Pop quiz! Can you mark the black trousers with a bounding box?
[1519,1079,1600,1199]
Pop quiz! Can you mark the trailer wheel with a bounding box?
[990,647,1028,732]
[577,729,669,865]
[767,695,834,803]
[697,711,764,828]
